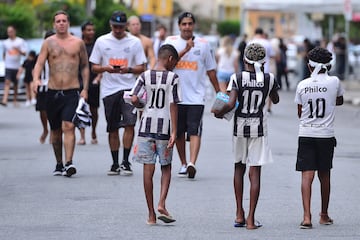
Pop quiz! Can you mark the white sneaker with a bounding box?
[25,100,31,107]
[187,162,197,179]
[62,164,77,177]
[177,164,187,177]
[31,98,37,105]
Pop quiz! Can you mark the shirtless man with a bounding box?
[33,10,89,177]
[127,15,156,69]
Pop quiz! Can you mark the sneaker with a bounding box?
[107,164,120,176]
[177,165,187,177]
[120,161,133,176]
[31,98,37,105]
[25,100,31,107]
[53,163,64,176]
[187,162,197,179]
[62,164,77,177]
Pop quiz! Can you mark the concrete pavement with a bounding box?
[0,90,359,240]
[343,79,360,106]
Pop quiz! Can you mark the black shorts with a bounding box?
[35,85,48,111]
[46,89,80,130]
[177,104,204,139]
[5,69,18,84]
[103,90,137,132]
[296,137,337,171]
[88,84,100,108]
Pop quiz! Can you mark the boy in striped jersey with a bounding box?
[295,47,344,229]
[212,43,279,229]
[131,44,181,225]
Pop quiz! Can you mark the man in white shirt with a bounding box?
[90,11,147,176]
[164,12,220,179]
[1,25,27,107]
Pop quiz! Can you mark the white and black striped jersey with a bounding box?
[38,61,49,92]
[294,74,344,138]
[228,71,279,138]
[131,69,181,140]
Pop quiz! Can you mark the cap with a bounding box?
[178,12,196,24]
[109,11,127,26]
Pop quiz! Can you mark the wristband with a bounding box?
[128,67,133,73]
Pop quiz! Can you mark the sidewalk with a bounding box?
[343,79,360,106]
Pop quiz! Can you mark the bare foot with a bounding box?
[157,206,170,216]
[77,139,86,145]
[319,213,333,225]
[91,138,98,144]
[246,220,262,230]
[91,132,97,140]
[147,212,156,225]
[235,209,245,226]
[40,131,48,144]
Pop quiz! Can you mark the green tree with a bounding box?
[0,2,38,39]
[217,20,240,37]
[321,15,360,43]
[35,1,86,34]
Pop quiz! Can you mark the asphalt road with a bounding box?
[0,89,359,240]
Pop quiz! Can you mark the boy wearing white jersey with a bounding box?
[164,12,220,179]
[212,43,279,230]
[90,11,147,176]
[131,44,181,225]
[295,47,344,229]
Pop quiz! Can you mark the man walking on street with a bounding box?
[77,20,102,145]
[164,12,220,179]
[33,10,89,177]
[1,25,27,107]
[89,11,147,176]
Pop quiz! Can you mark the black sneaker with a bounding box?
[107,164,120,176]
[62,163,77,177]
[53,163,64,176]
[120,161,133,176]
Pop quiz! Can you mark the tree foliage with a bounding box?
[217,20,240,37]
[320,15,360,44]
[35,1,86,34]
[0,2,38,39]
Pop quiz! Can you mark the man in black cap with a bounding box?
[89,11,147,176]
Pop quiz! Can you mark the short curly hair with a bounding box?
[308,47,333,64]
[244,43,266,62]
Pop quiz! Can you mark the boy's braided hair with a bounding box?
[244,43,266,62]
[307,47,333,64]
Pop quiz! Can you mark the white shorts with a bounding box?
[233,136,273,166]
